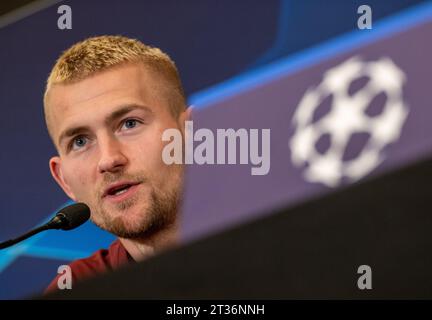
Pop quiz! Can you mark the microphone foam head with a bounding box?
[57,202,91,230]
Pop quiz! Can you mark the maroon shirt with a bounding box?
[45,239,133,293]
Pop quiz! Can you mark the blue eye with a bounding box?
[72,136,87,149]
[122,119,138,130]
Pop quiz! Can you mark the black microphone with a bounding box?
[0,202,90,250]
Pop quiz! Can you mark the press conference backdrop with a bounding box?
[0,0,429,299]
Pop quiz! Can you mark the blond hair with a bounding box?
[44,35,186,138]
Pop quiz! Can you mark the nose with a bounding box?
[97,135,128,174]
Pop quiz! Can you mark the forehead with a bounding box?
[45,63,166,140]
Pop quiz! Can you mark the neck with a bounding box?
[118,221,179,262]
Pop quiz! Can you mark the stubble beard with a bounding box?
[91,170,182,240]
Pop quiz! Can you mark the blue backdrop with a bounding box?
[0,0,427,299]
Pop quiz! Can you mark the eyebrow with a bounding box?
[57,104,153,148]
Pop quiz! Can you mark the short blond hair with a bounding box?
[44,35,186,137]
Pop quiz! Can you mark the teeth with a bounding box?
[114,186,130,196]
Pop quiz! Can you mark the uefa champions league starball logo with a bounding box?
[289,56,409,187]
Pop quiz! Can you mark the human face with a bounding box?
[46,63,186,239]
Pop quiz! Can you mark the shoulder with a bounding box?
[44,239,125,294]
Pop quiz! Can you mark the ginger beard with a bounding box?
[88,165,183,240]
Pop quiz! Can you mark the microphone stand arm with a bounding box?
[0,224,53,250]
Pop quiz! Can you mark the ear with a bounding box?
[177,106,192,135]
[179,106,192,123]
[49,156,77,201]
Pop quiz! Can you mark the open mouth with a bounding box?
[105,182,139,198]
[108,185,131,196]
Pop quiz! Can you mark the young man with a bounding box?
[44,35,190,292]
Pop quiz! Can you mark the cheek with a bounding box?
[136,126,173,166]
[133,137,165,171]
[63,160,94,197]
[130,126,181,186]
